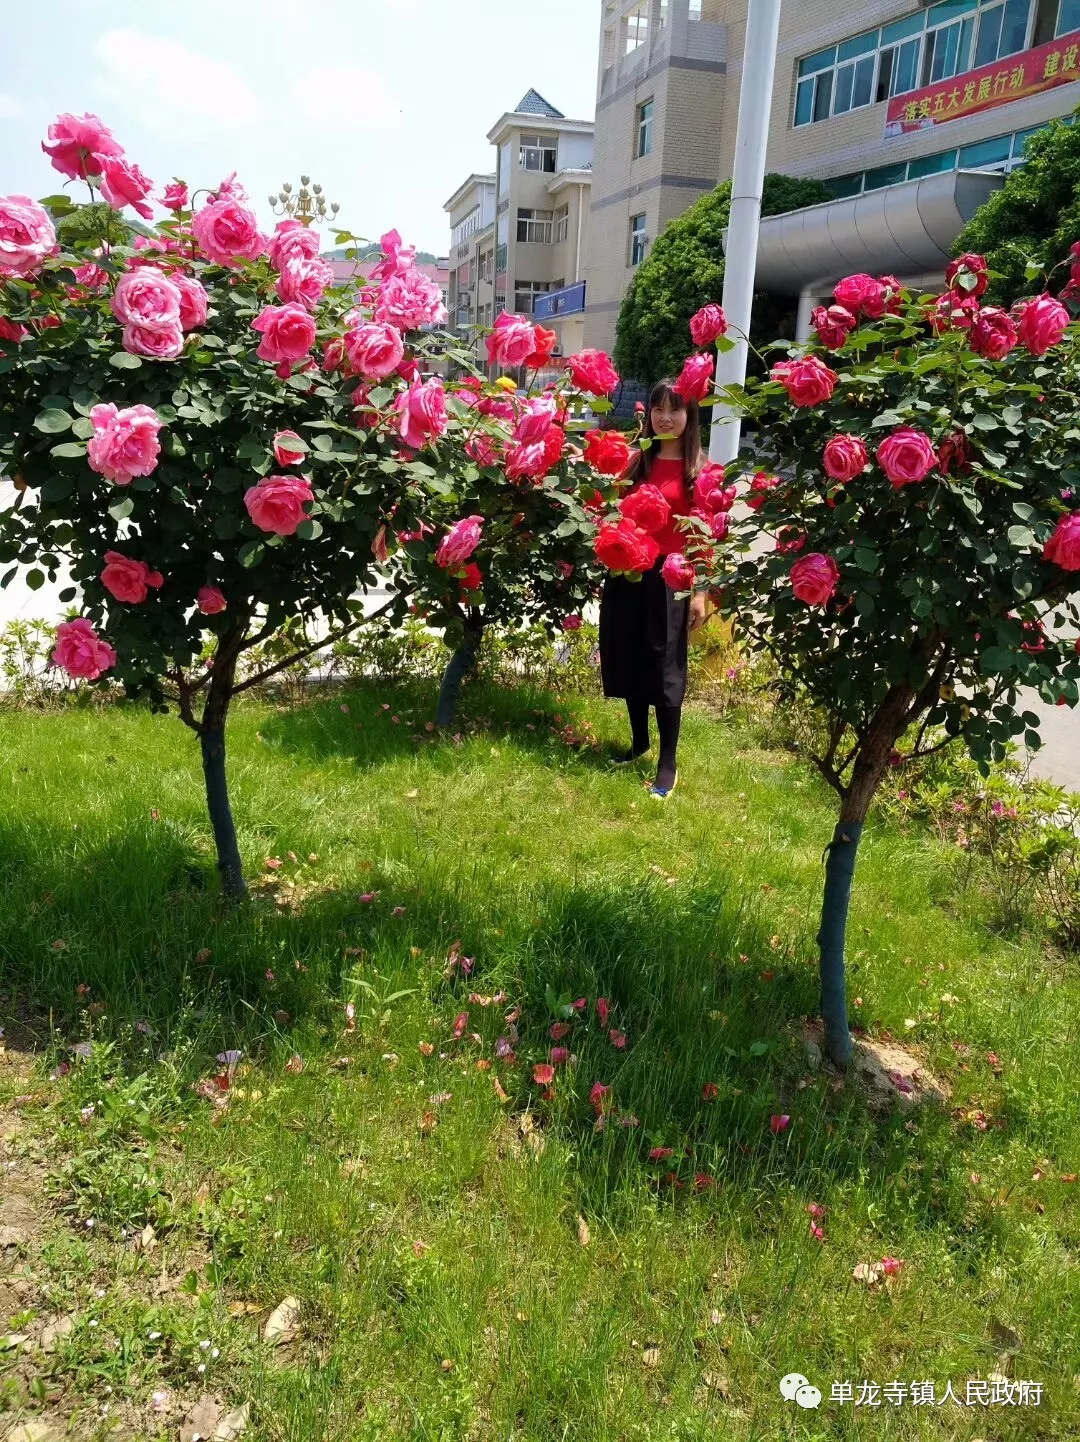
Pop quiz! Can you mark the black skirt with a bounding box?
[599,557,690,708]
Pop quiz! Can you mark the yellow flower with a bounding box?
[494,376,517,392]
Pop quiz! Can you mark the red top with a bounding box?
[631,454,693,557]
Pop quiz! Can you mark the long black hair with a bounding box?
[625,377,703,488]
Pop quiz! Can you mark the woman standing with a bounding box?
[599,378,708,799]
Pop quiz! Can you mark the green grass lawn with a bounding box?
[0,679,1078,1440]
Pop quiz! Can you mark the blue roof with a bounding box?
[514,89,565,119]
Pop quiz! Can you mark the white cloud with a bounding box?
[0,93,22,119]
[94,29,263,135]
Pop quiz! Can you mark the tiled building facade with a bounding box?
[584,0,1080,354]
[445,91,594,371]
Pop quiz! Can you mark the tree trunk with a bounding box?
[816,684,917,1066]
[197,624,248,900]
[200,727,245,899]
[436,618,484,729]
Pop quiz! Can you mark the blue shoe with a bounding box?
[648,770,678,800]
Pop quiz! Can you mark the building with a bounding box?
[445,91,594,370]
[585,0,1080,354]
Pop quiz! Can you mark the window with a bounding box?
[554,205,570,243]
[517,208,554,244]
[630,212,648,266]
[478,249,493,282]
[451,206,481,249]
[820,120,1049,198]
[478,303,492,330]
[689,0,702,17]
[514,280,555,314]
[637,99,654,157]
[794,1,1039,126]
[1059,0,1080,31]
[625,2,648,53]
[519,134,558,173]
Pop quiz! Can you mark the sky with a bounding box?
[1,0,601,256]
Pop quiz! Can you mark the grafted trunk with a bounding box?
[200,727,245,899]
[436,619,485,729]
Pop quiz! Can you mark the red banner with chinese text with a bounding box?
[884,29,1080,138]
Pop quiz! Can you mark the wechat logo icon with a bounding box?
[780,1372,822,1409]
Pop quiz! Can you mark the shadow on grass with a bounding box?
[0,801,1017,1267]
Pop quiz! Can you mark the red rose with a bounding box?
[566,348,620,396]
[932,291,979,334]
[936,430,971,476]
[620,482,671,533]
[526,324,557,369]
[822,433,867,483]
[969,306,1018,360]
[790,552,839,606]
[673,351,715,402]
[584,429,632,476]
[459,562,483,597]
[1016,293,1070,357]
[771,355,838,407]
[689,303,727,347]
[595,517,659,573]
[833,273,887,319]
[745,471,779,510]
[1044,511,1080,570]
[945,252,989,298]
[876,427,938,488]
[811,304,856,350]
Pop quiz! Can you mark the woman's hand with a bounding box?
[689,594,708,633]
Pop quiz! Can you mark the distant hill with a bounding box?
[326,244,441,264]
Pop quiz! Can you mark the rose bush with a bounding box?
[0,114,615,892]
[687,262,1080,1065]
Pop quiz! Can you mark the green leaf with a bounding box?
[25,569,44,591]
[109,352,144,370]
[555,519,578,538]
[49,441,87,458]
[34,409,72,434]
[853,547,878,572]
[214,514,241,539]
[109,496,135,521]
[1007,524,1035,547]
[58,587,77,603]
[71,416,95,440]
[238,540,265,568]
[296,519,324,541]
[971,413,998,432]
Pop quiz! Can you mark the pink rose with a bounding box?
[173,274,209,331]
[244,474,314,536]
[393,376,449,450]
[192,196,266,266]
[709,510,731,540]
[272,430,306,466]
[436,514,484,569]
[110,266,181,330]
[87,402,163,485]
[465,434,499,467]
[376,269,448,331]
[100,550,163,604]
[161,181,189,211]
[833,273,887,319]
[969,306,1018,360]
[267,219,322,271]
[277,254,334,311]
[486,312,539,368]
[673,351,715,402]
[811,304,857,350]
[567,348,620,397]
[693,462,735,513]
[1017,293,1070,357]
[42,112,123,180]
[945,252,989,298]
[662,552,695,590]
[123,323,184,360]
[197,586,228,614]
[790,553,840,606]
[1044,512,1080,570]
[689,303,727,347]
[620,483,671,534]
[771,355,838,407]
[932,291,979,334]
[0,195,58,278]
[562,614,582,632]
[251,303,317,365]
[98,155,155,221]
[344,321,404,380]
[823,433,868,483]
[369,228,417,283]
[514,396,558,443]
[73,262,109,290]
[0,316,28,344]
[51,618,117,680]
[505,440,550,481]
[876,427,938,488]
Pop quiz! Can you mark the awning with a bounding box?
[737,169,1005,294]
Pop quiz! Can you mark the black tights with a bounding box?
[626,698,682,789]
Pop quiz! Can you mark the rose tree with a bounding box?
[703,261,1080,1065]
